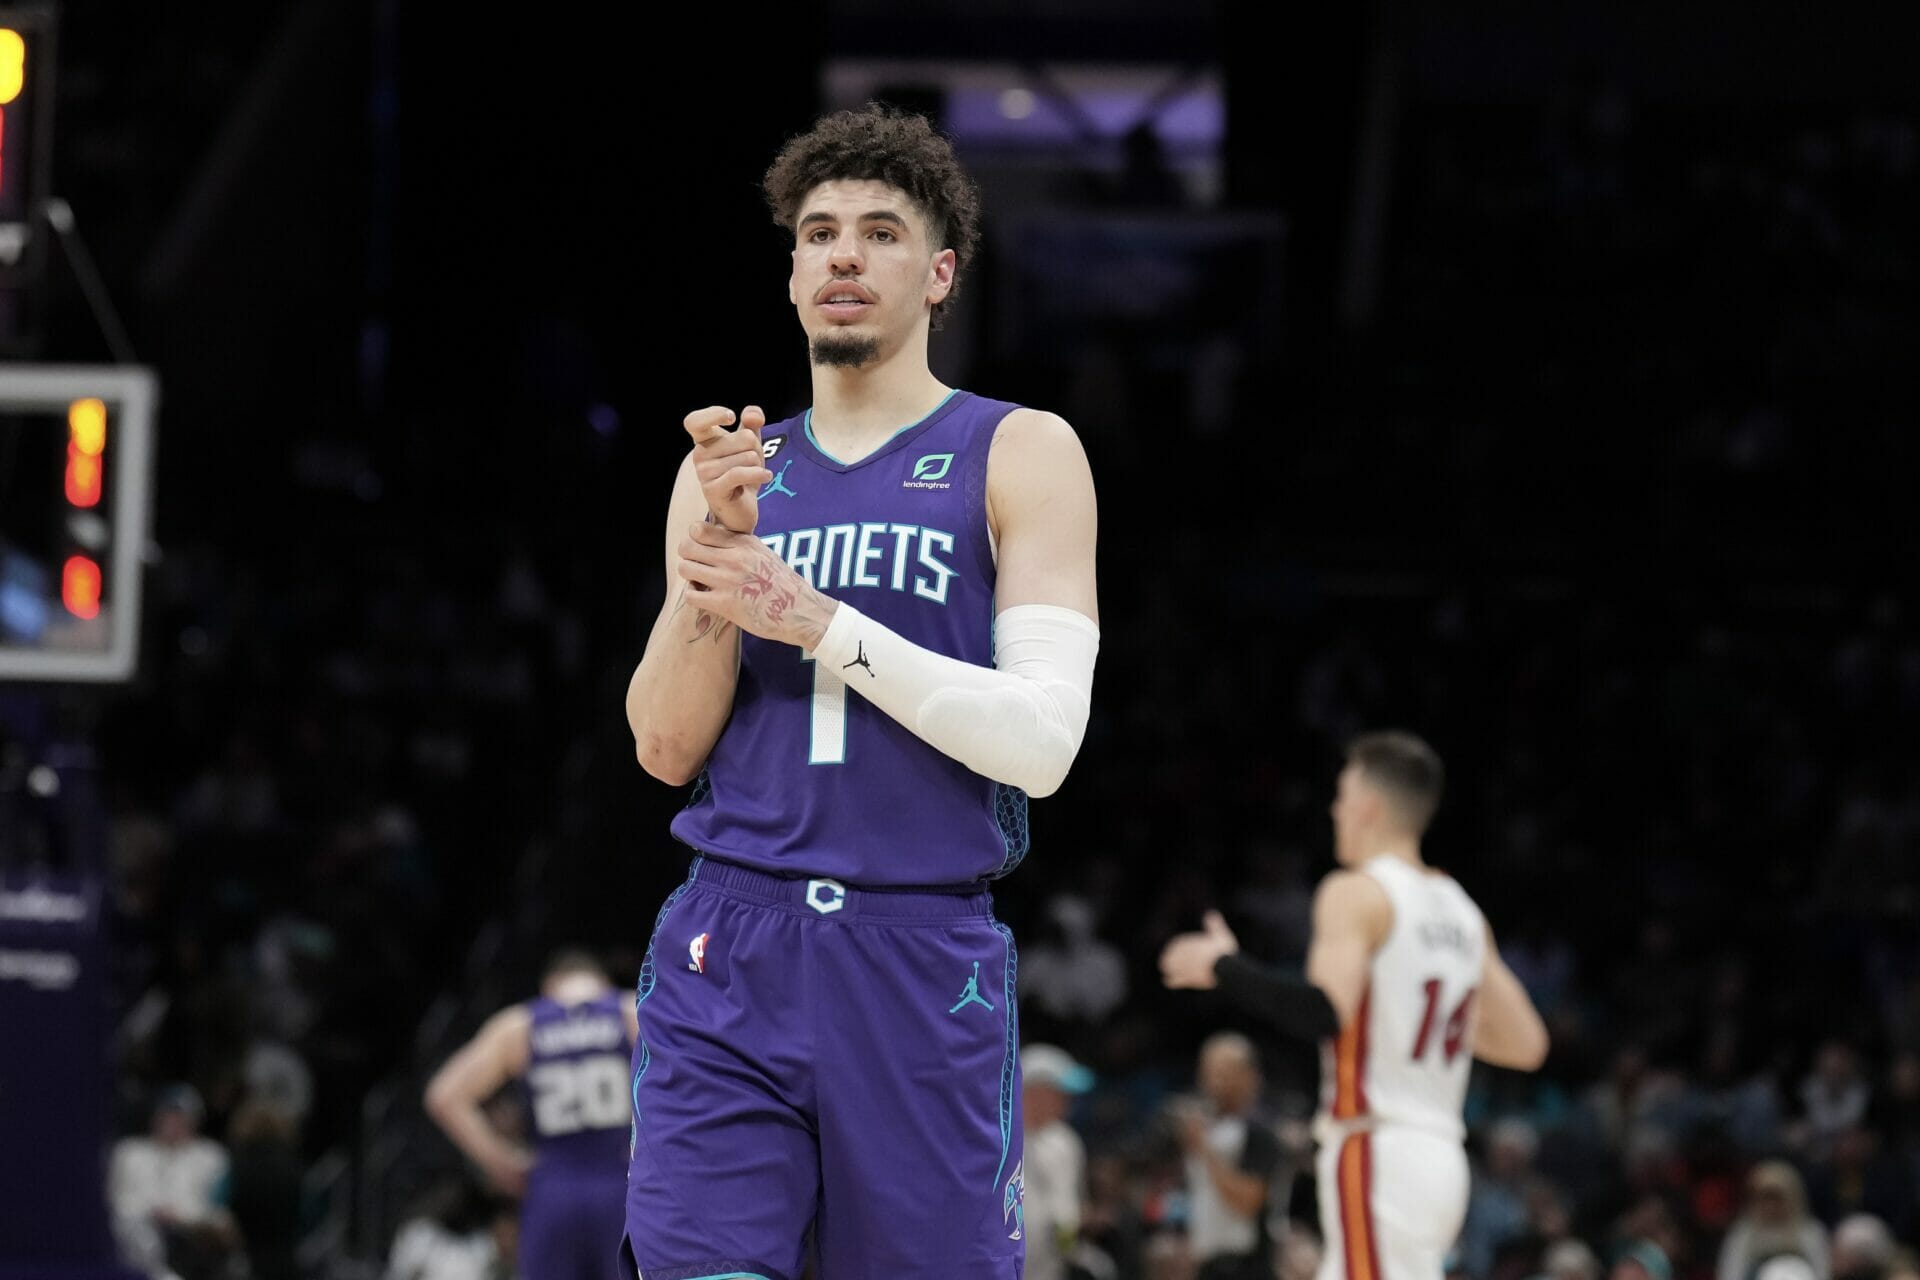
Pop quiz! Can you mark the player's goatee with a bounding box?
[811,333,881,368]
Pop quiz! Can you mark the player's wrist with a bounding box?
[795,595,849,656]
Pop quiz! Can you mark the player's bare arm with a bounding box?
[1161,871,1391,1040]
[687,407,1102,798]
[626,406,775,784]
[1470,922,1550,1070]
[984,408,1099,621]
[1304,870,1393,1027]
[423,1005,535,1197]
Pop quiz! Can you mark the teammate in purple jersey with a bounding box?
[621,104,1101,1279]
[425,949,638,1280]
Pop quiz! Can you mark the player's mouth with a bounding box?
[816,283,875,320]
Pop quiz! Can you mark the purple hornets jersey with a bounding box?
[670,390,1030,887]
[523,992,631,1175]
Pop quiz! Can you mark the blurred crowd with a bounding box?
[0,54,1911,1280]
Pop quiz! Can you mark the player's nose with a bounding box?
[827,233,864,271]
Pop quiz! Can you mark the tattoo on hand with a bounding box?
[737,562,795,626]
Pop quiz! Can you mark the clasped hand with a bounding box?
[684,404,772,534]
[678,521,830,650]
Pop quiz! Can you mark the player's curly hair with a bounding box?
[763,102,982,329]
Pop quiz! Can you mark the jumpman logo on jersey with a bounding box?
[758,460,797,500]
[842,641,875,678]
[948,961,995,1014]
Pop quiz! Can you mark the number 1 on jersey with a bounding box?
[803,654,847,765]
[1411,978,1477,1065]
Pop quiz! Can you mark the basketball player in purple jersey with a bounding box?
[425,950,637,1280]
[620,104,1101,1279]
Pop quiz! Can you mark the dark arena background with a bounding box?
[1,1,1916,1278]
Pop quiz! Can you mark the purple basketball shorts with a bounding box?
[620,856,1027,1280]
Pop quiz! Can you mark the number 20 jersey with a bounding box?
[1320,856,1488,1141]
[524,992,632,1174]
[670,390,1030,888]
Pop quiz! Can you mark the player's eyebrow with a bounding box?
[798,209,910,230]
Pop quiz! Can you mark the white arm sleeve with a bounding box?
[807,601,1099,798]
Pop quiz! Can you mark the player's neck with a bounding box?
[1359,839,1425,869]
[809,353,950,463]
[545,975,605,1005]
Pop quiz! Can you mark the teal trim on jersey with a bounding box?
[631,857,704,1123]
[803,390,958,465]
[679,1273,773,1279]
[992,921,1019,1190]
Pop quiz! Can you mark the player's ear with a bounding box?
[926,249,955,306]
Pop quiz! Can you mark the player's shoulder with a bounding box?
[985,407,1093,490]
[1314,866,1388,902]
[989,406,1081,448]
[1312,867,1394,921]
[486,1000,537,1038]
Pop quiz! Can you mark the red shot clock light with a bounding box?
[61,552,99,619]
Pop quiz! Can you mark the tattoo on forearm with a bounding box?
[673,588,733,645]
[689,610,734,644]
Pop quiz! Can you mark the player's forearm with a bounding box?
[627,589,744,784]
[426,1096,521,1173]
[1213,953,1341,1041]
[1472,970,1549,1070]
[806,601,1097,797]
[1473,1009,1549,1069]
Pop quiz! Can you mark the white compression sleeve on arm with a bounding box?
[807,602,1099,798]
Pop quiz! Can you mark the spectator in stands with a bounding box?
[383,1176,510,1280]
[1612,1241,1674,1280]
[223,1097,305,1280]
[1539,1239,1603,1280]
[1795,1042,1873,1162]
[107,1083,234,1280]
[1830,1214,1897,1280]
[1806,1122,1915,1237]
[1172,1033,1284,1280]
[1461,1117,1545,1279]
[1023,893,1131,1050]
[1024,1043,1096,1280]
[1717,1160,1831,1280]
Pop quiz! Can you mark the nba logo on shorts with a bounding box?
[688,932,709,973]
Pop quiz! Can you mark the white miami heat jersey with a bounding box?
[1319,856,1486,1141]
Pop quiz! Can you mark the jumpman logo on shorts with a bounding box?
[758,459,798,500]
[948,961,995,1014]
[842,642,875,678]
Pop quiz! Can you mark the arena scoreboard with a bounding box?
[0,363,156,682]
